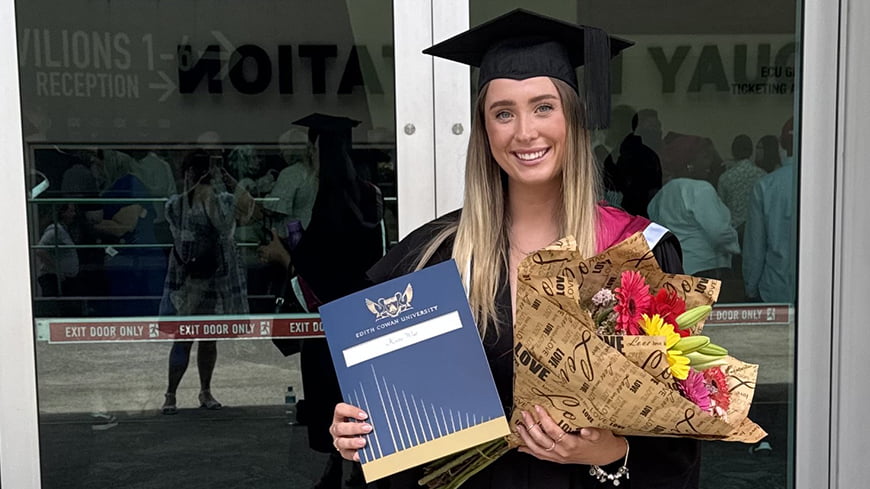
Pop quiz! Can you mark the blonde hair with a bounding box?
[417,78,601,337]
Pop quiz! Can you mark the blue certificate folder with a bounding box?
[320,260,510,482]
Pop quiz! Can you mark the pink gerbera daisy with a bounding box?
[679,369,712,412]
[613,270,652,334]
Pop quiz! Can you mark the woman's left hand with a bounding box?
[515,405,627,466]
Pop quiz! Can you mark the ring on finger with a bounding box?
[545,440,556,452]
[555,432,566,443]
[528,422,542,433]
[333,437,341,452]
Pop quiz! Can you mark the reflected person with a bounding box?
[93,149,167,316]
[615,109,663,217]
[259,113,385,489]
[648,151,739,279]
[159,150,255,414]
[264,128,318,236]
[755,134,782,173]
[743,119,796,303]
[717,135,767,235]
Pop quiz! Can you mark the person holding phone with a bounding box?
[159,150,255,414]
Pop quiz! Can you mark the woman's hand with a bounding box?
[330,402,372,462]
[515,405,627,466]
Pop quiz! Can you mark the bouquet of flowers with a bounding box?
[420,233,765,489]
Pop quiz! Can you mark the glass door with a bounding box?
[432,1,809,488]
[3,0,437,487]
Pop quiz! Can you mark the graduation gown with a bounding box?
[365,208,700,489]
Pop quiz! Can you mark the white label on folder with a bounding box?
[342,311,462,367]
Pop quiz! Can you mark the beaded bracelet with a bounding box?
[589,438,630,486]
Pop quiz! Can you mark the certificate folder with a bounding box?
[320,260,510,482]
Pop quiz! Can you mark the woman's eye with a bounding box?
[536,104,554,114]
[495,111,513,121]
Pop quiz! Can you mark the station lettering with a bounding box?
[178,43,392,95]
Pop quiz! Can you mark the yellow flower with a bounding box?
[666,349,691,380]
[639,314,689,380]
[639,314,680,349]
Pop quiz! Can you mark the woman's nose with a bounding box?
[514,114,538,141]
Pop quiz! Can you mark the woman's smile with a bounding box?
[513,147,550,163]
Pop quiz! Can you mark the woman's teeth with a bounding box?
[515,149,547,161]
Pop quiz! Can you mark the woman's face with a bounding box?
[483,77,567,188]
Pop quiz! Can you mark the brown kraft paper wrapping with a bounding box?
[506,233,766,446]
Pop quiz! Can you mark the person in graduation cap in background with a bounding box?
[328,9,699,489]
[258,113,385,489]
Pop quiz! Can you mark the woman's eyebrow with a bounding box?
[529,94,559,103]
[488,99,515,110]
[489,94,559,110]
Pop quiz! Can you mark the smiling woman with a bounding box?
[330,9,700,489]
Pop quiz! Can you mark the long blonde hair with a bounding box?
[417,78,602,336]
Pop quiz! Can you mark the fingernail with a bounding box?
[357,438,367,447]
[358,412,368,420]
[361,424,372,433]
[534,405,543,413]
[580,428,591,437]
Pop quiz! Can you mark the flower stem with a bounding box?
[418,438,509,488]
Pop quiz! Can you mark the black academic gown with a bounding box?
[292,133,385,453]
[366,210,700,489]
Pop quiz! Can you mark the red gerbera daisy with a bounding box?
[651,289,688,336]
[613,270,652,334]
[703,366,731,412]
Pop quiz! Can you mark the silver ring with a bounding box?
[556,432,566,443]
[545,440,556,452]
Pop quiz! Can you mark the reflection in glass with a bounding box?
[20,0,396,487]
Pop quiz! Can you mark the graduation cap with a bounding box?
[292,113,361,144]
[423,8,634,129]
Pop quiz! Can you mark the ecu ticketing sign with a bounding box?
[38,314,326,344]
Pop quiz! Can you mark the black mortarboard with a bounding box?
[292,113,361,144]
[423,9,633,129]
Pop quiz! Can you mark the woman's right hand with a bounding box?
[330,402,372,462]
